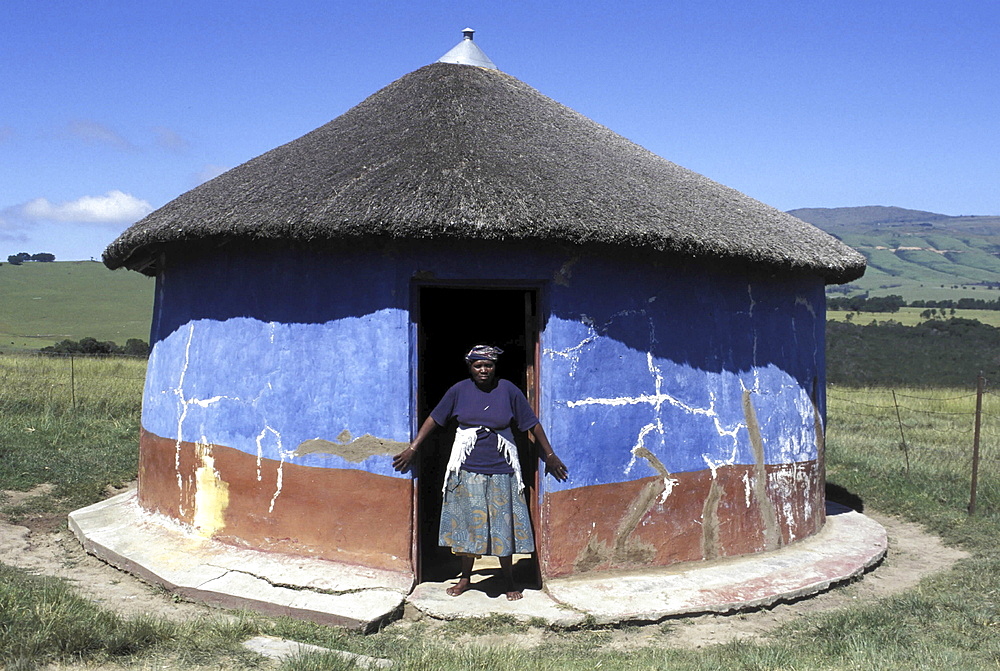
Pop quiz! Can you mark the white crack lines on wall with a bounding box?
[545,308,750,499]
[256,424,297,514]
[167,323,288,518]
[544,314,602,377]
[169,324,196,513]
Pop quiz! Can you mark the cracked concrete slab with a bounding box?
[405,503,886,626]
[71,493,885,631]
[542,502,886,625]
[68,491,410,631]
[408,578,587,627]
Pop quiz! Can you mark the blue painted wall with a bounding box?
[143,243,825,488]
[144,247,411,477]
[541,263,824,494]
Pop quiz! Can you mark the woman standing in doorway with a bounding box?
[392,345,568,600]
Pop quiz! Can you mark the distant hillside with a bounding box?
[789,206,951,231]
[0,261,153,352]
[791,206,1000,237]
[791,206,1000,301]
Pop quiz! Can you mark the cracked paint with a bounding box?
[701,478,723,559]
[192,439,229,537]
[142,310,411,480]
[136,247,828,577]
[574,446,675,572]
[632,446,677,504]
[153,317,413,517]
[171,324,195,512]
[545,307,657,374]
[253,425,291,514]
[742,390,781,552]
[795,295,817,319]
[553,310,749,487]
[167,323,258,515]
[544,314,602,377]
[265,426,292,514]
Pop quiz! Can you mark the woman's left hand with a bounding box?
[544,453,568,481]
[530,423,568,482]
[392,446,417,472]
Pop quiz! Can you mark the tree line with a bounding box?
[828,294,1000,312]
[6,252,55,265]
[827,295,906,312]
[41,337,149,356]
[827,317,1000,386]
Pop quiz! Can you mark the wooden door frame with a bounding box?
[410,281,543,584]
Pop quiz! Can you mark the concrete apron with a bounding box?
[69,493,886,632]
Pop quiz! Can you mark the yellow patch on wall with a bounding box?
[192,441,230,536]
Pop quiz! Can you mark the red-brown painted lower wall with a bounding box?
[138,430,821,580]
[540,461,823,578]
[138,429,413,572]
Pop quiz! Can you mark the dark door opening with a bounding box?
[415,286,540,586]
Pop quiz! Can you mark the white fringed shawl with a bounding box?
[443,425,524,495]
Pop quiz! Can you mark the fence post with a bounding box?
[969,373,984,515]
[892,389,910,477]
[70,353,77,411]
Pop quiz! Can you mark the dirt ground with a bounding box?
[627,510,970,649]
[0,485,970,652]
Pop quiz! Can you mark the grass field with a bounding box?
[834,276,1000,302]
[3,354,1000,669]
[0,261,153,352]
[828,306,1000,327]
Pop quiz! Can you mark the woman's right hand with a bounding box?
[392,446,417,472]
[393,416,439,472]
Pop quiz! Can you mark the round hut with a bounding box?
[103,31,865,582]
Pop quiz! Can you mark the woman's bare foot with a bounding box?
[498,555,522,601]
[446,578,471,597]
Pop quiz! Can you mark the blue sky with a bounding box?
[2,0,998,261]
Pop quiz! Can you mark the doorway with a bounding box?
[414,286,540,585]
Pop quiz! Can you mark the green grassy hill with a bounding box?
[0,261,153,352]
[791,207,1000,302]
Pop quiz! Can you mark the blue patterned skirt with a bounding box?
[439,470,535,557]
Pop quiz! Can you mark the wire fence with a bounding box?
[0,351,146,416]
[827,376,999,514]
[3,352,997,513]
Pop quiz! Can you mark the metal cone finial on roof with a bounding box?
[437,27,498,70]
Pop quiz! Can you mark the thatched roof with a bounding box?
[104,62,866,283]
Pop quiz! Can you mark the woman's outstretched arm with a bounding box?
[530,423,568,481]
[392,415,439,472]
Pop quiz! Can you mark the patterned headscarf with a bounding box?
[465,345,503,362]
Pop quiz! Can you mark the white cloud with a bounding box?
[15,191,153,226]
[153,125,190,152]
[67,120,134,150]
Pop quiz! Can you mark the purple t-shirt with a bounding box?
[430,378,539,474]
